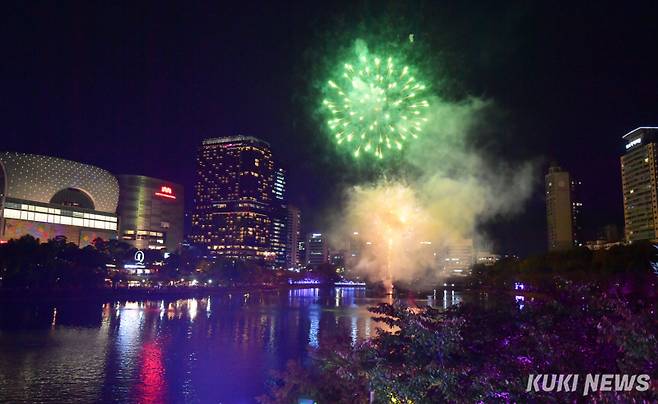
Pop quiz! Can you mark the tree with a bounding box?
[312,263,342,284]
[471,243,658,291]
[262,280,658,403]
[0,235,110,290]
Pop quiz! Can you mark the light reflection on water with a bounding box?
[0,288,462,403]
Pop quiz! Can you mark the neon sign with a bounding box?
[626,138,642,150]
[155,185,176,199]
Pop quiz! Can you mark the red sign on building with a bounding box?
[155,185,176,199]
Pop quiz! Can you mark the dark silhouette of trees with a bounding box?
[471,242,658,291]
[261,280,658,403]
[310,262,342,284]
[0,235,109,289]
[197,259,276,286]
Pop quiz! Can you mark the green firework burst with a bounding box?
[322,50,430,160]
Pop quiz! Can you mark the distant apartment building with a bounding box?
[270,168,287,268]
[285,205,301,269]
[440,238,475,276]
[297,240,305,266]
[545,163,583,250]
[621,127,658,242]
[305,233,328,267]
[269,167,303,269]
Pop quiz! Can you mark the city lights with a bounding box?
[1,3,657,404]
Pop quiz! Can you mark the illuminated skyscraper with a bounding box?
[285,205,301,269]
[191,136,274,261]
[270,167,287,267]
[621,127,658,242]
[545,163,583,250]
[273,168,285,201]
[269,167,302,269]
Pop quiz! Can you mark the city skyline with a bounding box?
[1,3,658,403]
[2,2,658,255]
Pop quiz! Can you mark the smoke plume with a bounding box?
[331,96,535,287]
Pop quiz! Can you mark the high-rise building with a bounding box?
[285,205,301,269]
[305,233,328,267]
[191,136,274,261]
[545,164,582,250]
[571,177,584,247]
[270,168,287,268]
[268,167,303,269]
[297,240,305,265]
[330,250,346,274]
[621,127,658,242]
[345,231,364,274]
[273,167,285,201]
[116,175,184,252]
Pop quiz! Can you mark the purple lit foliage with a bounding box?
[261,280,658,402]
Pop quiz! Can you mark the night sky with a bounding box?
[2,1,657,256]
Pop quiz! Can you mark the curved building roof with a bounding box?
[0,152,119,213]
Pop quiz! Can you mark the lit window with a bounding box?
[3,208,20,219]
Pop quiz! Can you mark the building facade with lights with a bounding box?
[0,152,119,245]
[545,163,583,250]
[116,175,184,252]
[440,238,474,276]
[305,233,328,267]
[191,136,275,261]
[475,251,501,266]
[270,167,287,267]
[269,167,303,269]
[621,127,658,242]
[285,205,301,269]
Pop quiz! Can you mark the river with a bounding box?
[0,287,463,403]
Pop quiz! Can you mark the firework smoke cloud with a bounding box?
[326,40,535,287]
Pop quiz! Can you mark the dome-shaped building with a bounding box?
[0,152,119,245]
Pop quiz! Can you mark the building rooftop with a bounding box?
[0,152,119,213]
[115,174,183,189]
[202,135,270,146]
[622,127,658,139]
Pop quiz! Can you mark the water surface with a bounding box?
[0,287,462,403]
